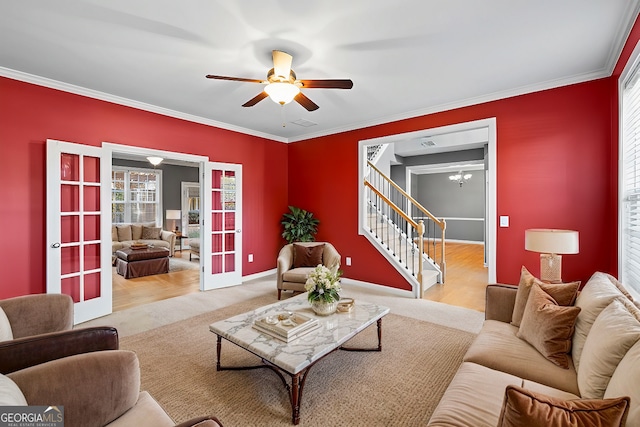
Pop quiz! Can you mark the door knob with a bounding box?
[51,242,61,248]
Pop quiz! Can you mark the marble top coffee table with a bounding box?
[209,294,390,425]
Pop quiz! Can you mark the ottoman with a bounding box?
[115,247,170,279]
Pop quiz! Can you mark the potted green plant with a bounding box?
[281,206,320,243]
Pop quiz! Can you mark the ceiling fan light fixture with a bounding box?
[147,156,164,166]
[264,82,300,105]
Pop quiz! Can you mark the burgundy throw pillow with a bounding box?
[497,385,630,427]
[292,243,324,268]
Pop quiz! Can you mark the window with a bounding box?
[620,45,640,299]
[112,167,162,225]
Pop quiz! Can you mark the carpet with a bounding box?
[169,256,199,272]
[120,295,476,426]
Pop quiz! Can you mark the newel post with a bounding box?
[417,220,425,297]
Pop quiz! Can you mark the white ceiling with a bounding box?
[1,1,638,143]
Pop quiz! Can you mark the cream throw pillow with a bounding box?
[605,339,640,427]
[578,298,640,399]
[116,225,132,242]
[573,272,629,372]
[0,375,27,405]
[0,307,13,342]
[517,284,581,369]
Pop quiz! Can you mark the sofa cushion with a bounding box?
[0,374,27,405]
[511,266,579,327]
[517,284,581,369]
[292,243,324,268]
[604,338,640,427]
[107,391,174,427]
[578,298,640,399]
[497,385,630,427]
[116,225,133,242]
[573,272,630,372]
[521,380,580,400]
[0,307,13,342]
[428,362,522,427]
[282,267,315,283]
[112,225,118,241]
[141,226,162,240]
[464,320,579,394]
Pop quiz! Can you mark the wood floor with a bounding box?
[112,250,200,311]
[422,242,488,312]
[112,243,488,312]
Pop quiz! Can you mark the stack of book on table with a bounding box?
[252,312,320,342]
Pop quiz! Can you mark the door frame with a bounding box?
[357,117,497,284]
[103,142,209,297]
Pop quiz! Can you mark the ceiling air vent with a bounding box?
[290,119,318,127]
[419,138,436,147]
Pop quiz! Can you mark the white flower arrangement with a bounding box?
[304,264,342,303]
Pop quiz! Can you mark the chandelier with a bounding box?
[449,171,472,187]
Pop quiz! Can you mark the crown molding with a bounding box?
[0,67,288,143]
[287,69,610,142]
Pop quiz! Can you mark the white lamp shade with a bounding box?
[166,210,181,220]
[525,229,579,254]
[264,82,300,105]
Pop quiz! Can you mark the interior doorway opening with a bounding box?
[358,118,496,306]
[107,144,206,312]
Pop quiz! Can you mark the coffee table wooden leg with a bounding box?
[340,318,383,352]
[216,335,223,371]
[291,372,301,425]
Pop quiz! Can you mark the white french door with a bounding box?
[46,140,111,323]
[201,162,242,291]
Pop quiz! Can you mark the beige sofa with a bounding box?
[112,223,176,256]
[276,242,341,300]
[2,350,222,427]
[428,272,640,426]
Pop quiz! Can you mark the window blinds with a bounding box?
[621,59,640,297]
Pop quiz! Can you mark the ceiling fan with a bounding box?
[206,50,353,111]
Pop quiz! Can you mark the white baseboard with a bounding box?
[242,268,277,282]
[340,277,414,298]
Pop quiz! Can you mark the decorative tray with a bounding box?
[253,312,319,342]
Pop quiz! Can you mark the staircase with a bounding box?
[363,158,446,297]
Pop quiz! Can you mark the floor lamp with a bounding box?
[524,229,579,283]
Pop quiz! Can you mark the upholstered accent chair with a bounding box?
[0,294,119,374]
[190,238,200,261]
[276,242,341,300]
[3,350,223,427]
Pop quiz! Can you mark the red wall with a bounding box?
[4,15,640,297]
[288,78,614,289]
[0,77,288,298]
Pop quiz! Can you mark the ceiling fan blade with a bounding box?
[299,79,354,89]
[206,75,264,84]
[272,50,293,80]
[294,92,319,111]
[242,91,269,107]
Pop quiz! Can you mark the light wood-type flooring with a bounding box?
[112,243,488,312]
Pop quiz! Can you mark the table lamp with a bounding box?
[524,229,579,283]
[166,210,181,233]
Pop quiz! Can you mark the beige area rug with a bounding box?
[168,256,199,272]
[121,294,476,427]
